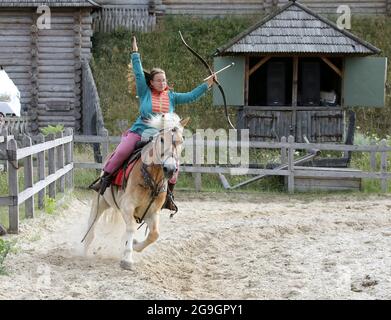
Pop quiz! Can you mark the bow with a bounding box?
[179,31,236,130]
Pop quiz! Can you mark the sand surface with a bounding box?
[1,192,391,300]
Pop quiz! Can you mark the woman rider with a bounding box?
[90,36,216,212]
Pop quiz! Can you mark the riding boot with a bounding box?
[162,182,178,214]
[89,171,113,195]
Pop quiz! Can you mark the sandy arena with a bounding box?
[1,191,391,299]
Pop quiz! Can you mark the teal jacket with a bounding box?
[129,53,208,136]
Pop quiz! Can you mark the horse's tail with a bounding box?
[81,193,103,243]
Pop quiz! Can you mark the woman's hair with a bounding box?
[127,66,166,95]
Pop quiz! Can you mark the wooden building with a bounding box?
[161,0,391,16]
[0,0,99,133]
[213,0,387,142]
[91,0,391,34]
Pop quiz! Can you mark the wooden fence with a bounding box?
[0,129,74,234]
[73,134,391,192]
[0,116,31,173]
[0,116,30,140]
[92,6,157,33]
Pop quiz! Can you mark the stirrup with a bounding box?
[89,173,113,195]
[98,174,113,195]
[163,191,178,216]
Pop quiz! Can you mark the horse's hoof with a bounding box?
[120,260,134,270]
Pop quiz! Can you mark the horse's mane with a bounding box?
[146,113,182,131]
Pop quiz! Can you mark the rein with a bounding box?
[136,162,167,228]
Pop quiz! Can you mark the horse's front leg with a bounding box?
[133,213,160,252]
[120,206,138,270]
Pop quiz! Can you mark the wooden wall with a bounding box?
[0,8,93,133]
[240,107,344,143]
[284,0,389,15]
[161,0,391,16]
[162,0,278,16]
[0,10,33,119]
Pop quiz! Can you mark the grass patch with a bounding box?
[350,132,391,192]
[0,238,11,275]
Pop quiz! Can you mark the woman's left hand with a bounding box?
[206,73,217,88]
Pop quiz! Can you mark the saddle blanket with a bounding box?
[112,160,138,187]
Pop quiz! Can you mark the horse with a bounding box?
[83,113,189,270]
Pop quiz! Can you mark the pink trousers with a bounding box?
[104,131,178,184]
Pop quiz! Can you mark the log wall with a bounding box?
[0,8,94,133]
[161,0,390,16]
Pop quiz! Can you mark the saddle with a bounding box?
[112,139,151,189]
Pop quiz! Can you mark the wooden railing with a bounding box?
[0,129,74,234]
[73,134,391,192]
[0,115,30,139]
[92,6,156,33]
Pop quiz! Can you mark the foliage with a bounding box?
[0,238,11,275]
[39,125,64,136]
[0,172,7,194]
[348,15,391,137]
[350,131,391,192]
[43,196,56,215]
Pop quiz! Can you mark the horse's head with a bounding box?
[142,113,189,180]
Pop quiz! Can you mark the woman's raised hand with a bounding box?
[132,36,138,52]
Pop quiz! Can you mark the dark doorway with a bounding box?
[249,57,292,106]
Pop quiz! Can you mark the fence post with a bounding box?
[380,139,388,192]
[287,135,295,194]
[22,135,34,218]
[36,133,45,209]
[370,139,377,171]
[101,128,109,166]
[0,127,8,172]
[7,138,19,234]
[57,131,65,193]
[47,133,56,199]
[193,133,202,192]
[64,128,74,190]
[281,136,287,164]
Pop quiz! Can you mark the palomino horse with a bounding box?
[83,113,189,270]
